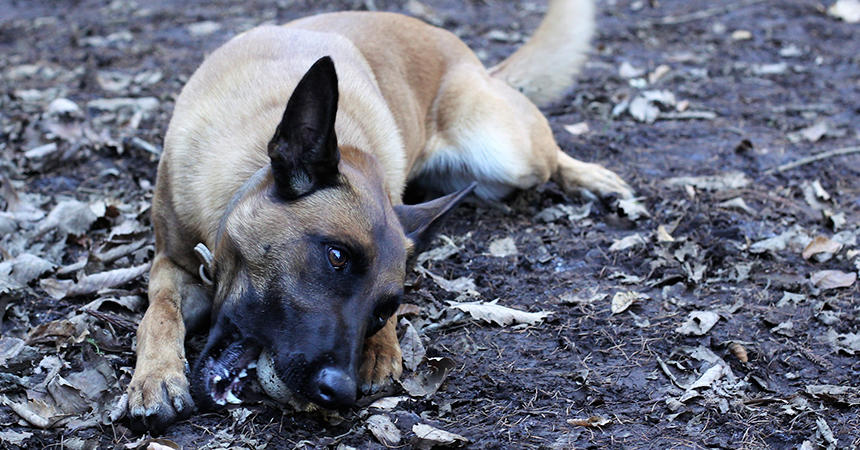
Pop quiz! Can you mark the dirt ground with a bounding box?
[1,0,859,448]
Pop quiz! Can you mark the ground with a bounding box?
[1,0,859,448]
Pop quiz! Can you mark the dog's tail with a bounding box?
[488,0,595,107]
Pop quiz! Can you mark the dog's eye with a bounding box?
[326,246,348,269]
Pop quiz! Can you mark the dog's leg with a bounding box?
[127,253,206,431]
[419,67,633,201]
[359,314,402,394]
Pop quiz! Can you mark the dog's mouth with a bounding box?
[198,337,262,406]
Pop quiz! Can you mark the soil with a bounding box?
[1,0,859,448]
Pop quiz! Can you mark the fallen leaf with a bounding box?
[366,414,401,446]
[368,396,409,411]
[412,423,469,448]
[186,21,221,36]
[563,122,590,136]
[717,197,755,215]
[629,95,660,123]
[534,203,591,223]
[399,319,426,371]
[664,171,750,191]
[416,266,478,296]
[802,236,842,260]
[487,237,517,257]
[0,430,33,446]
[566,416,611,427]
[689,364,724,390]
[37,200,103,237]
[618,61,645,78]
[447,299,551,326]
[400,357,455,398]
[823,330,860,355]
[675,311,720,336]
[648,64,671,84]
[828,0,860,23]
[0,253,56,286]
[810,270,856,290]
[805,385,860,406]
[730,29,752,40]
[815,417,838,449]
[609,233,646,252]
[610,291,647,315]
[788,121,828,143]
[749,226,810,254]
[39,263,150,299]
[656,225,675,242]
[753,62,787,75]
[416,235,460,264]
[617,198,650,220]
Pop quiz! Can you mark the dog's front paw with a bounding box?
[127,361,194,433]
[359,317,403,395]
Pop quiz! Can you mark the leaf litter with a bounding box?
[2,0,860,448]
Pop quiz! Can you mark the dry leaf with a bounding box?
[675,311,720,336]
[656,225,675,242]
[648,64,671,84]
[447,299,551,326]
[487,237,517,257]
[366,414,401,446]
[730,29,752,40]
[416,235,460,264]
[0,253,56,286]
[610,291,647,314]
[828,0,860,22]
[689,364,724,390]
[802,236,842,260]
[0,430,33,446]
[368,396,409,411]
[617,198,650,220]
[805,385,860,406]
[399,319,426,371]
[37,200,102,237]
[629,95,660,123]
[618,61,645,78]
[400,357,455,398]
[810,270,856,290]
[563,122,590,136]
[664,172,750,191]
[609,233,646,252]
[40,263,150,299]
[412,423,469,448]
[566,416,611,427]
[416,266,478,296]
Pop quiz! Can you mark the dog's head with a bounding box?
[190,57,472,410]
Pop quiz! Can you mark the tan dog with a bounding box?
[127,0,632,431]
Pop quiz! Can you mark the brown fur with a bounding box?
[128,1,633,431]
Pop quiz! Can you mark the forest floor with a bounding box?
[1,0,858,448]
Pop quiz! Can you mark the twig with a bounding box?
[84,309,139,331]
[639,0,766,26]
[766,146,860,174]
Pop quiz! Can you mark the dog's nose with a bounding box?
[312,367,356,407]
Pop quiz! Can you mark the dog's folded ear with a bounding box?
[395,182,476,254]
[268,56,341,200]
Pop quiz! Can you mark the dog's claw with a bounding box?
[359,320,403,396]
[127,367,194,433]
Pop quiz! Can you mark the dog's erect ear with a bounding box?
[395,182,476,254]
[268,56,340,200]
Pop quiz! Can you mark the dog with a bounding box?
[127,0,633,431]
